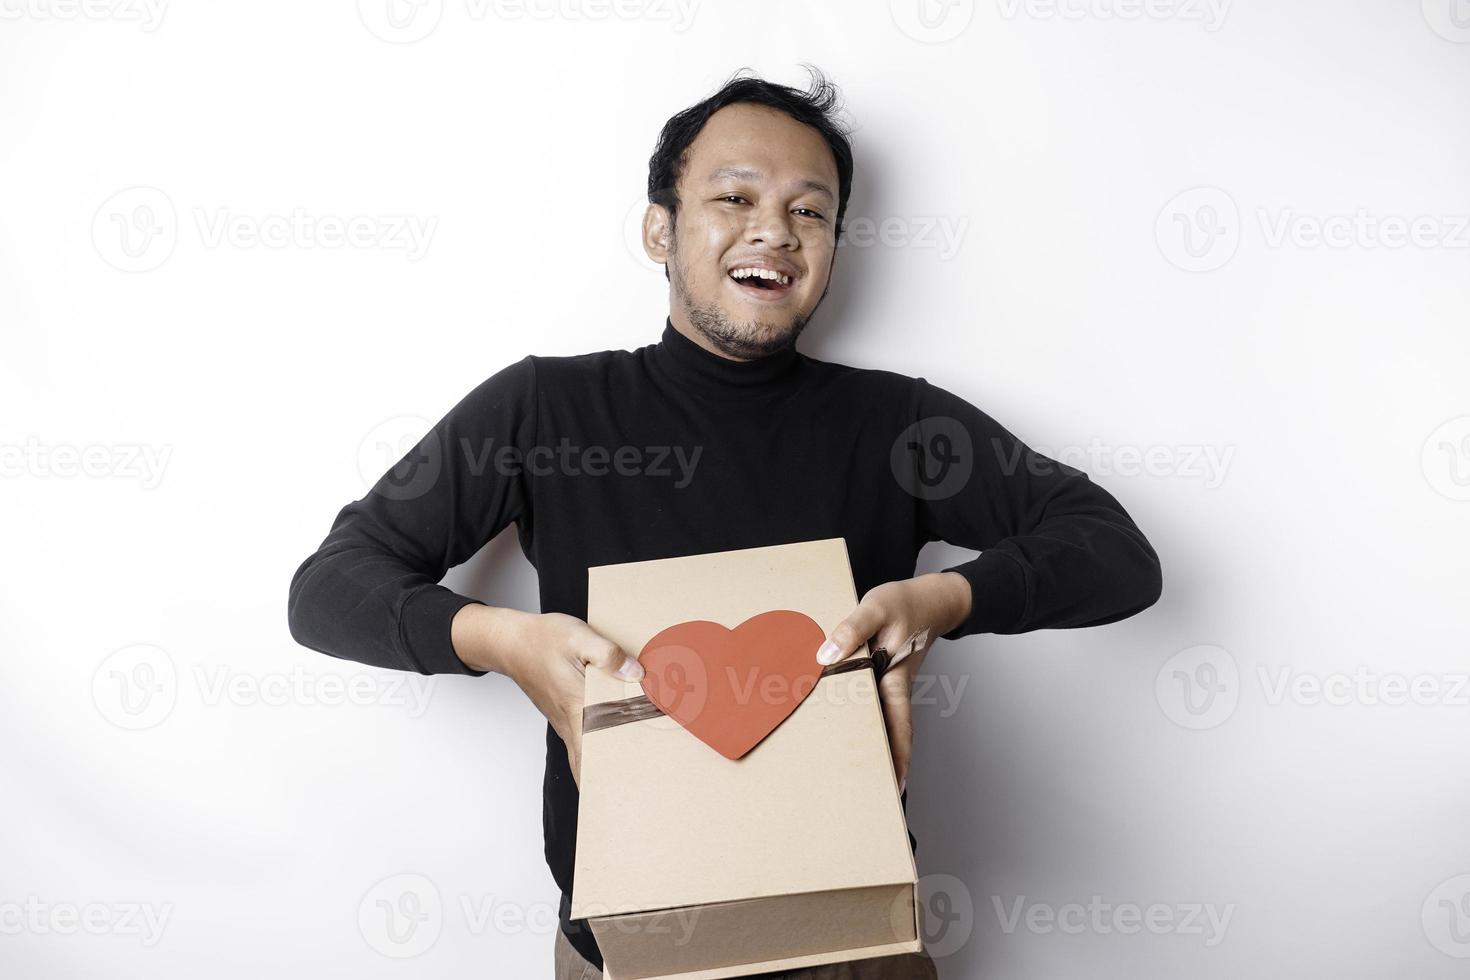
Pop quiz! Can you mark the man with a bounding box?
[287,68,1162,978]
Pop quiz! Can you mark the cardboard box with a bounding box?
[571,538,922,980]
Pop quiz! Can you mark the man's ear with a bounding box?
[642,203,673,265]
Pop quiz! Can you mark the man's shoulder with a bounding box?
[523,344,646,383]
[799,350,931,402]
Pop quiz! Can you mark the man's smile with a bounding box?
[725,257,799,302]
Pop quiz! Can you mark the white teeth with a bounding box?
[729,267,792,285]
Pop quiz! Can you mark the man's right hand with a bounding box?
[451,605,644,789]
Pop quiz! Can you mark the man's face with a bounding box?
[645,103,840,359]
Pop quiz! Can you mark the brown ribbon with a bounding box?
[582,649,889,735]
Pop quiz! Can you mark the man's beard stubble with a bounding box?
[668,241,826,360]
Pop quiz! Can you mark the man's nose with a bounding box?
[744,203,798,249]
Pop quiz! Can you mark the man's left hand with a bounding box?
[815,571,972,794]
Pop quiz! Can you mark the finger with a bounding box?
[817,598,888,665]
[577,632,644,682]
[883,695,913,792]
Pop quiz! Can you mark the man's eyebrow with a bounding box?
[706,167,835,202]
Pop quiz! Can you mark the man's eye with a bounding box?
[793,208,825,220]
[720,195,748,205]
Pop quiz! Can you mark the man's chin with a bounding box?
[688,304,807,360]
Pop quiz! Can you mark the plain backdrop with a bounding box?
[3,1,1468,977]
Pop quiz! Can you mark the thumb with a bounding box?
[817,599,886,665]
[577,632,644,682]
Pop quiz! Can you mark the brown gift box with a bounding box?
[570,538,922,980]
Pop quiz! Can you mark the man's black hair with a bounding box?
[646,65,854,279]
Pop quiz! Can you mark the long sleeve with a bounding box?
[286,355,539,675]
[906,378,1163,640]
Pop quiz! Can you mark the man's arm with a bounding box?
[285,356,539,676]
[912,377,1164,638]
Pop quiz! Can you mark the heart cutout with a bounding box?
[637,610,827,760]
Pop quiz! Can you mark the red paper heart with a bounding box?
[637,610,827,760]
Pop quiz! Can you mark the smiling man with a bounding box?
[287,67,1162,978]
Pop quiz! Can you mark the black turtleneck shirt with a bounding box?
[286,319,1162,969]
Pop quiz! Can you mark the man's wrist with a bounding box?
[932,570,973,638]
[451,603,530,675]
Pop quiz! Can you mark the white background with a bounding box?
[3,1,1468,977]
